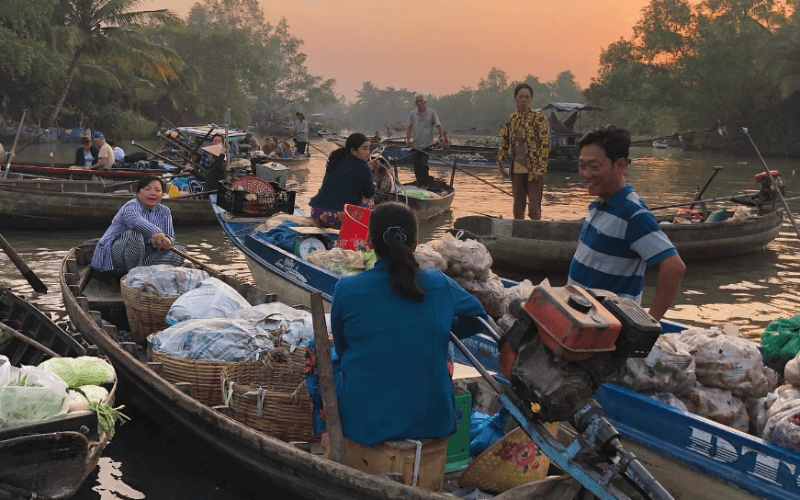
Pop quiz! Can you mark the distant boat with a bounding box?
[652,140,670,149]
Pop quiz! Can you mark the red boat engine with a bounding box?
[498,283,661,422]
[755,170,785,201]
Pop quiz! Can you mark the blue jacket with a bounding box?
[331,260,488,446]
[310,154,375,211]
[74,146,99,167]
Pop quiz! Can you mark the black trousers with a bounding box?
[412,150,430,186]
[294,139,307,155]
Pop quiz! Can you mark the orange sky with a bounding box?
[146,0,651,101]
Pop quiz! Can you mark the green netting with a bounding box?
[761,313,800,371]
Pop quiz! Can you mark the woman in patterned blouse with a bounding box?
[496,83,551,220]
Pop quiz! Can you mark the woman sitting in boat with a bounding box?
[90,176,185,275]
[74,135,98,167]
[311,202,487,457]
[308,133,376,228]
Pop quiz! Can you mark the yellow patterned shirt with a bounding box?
[497,108,550,180]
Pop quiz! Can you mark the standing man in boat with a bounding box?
[497,83,550,220]
[405,93,447,189]
[91,131,114,170]
[293,112,309,156]
[568,125,685,321]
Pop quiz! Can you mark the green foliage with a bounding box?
[114,109,157,138]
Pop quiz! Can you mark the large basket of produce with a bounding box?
[120,281,178,343]
[221,347,315,442]
[151,350,234,407]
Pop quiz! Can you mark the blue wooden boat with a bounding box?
[215,199,799,500]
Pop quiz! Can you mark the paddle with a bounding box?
[168,247,222,274]
[3,109,27,179]
[650,194,800,212]
[741,127,800,241]
[689,166,723,210]
[0,232,48,293]
[130,140,185,170]
[410,146,514,198]
[310,291,348,465]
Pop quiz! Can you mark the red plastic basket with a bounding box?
[336,204,371,251]
[230,176,275,215]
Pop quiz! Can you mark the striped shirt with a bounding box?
[91,198,175,271]
[567,184,677,303]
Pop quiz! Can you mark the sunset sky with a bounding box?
[147,0,652,101]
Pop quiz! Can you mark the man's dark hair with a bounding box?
[513,83,534,98]
[578,125,631,163]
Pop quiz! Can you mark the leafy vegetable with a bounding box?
[38,356,116,387]
[67,387,129,439]
[7,374,42,387]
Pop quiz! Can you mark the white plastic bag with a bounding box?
[614,333,696,396]
[122,265,209,296]
[680,385,750,432]
[0,366,68,427]
[429,232,493,281]
[414,244,447,272]
[166,277,251,324]
[150,318,273,361]
[763,397,800,452]
[228,302,317,351]
[0,355,9,389]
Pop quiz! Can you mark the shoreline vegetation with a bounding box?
[3,0,800,157]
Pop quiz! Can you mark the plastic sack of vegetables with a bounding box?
[0,366,68,427]
[122,265,209,296]
[38,356,115,387]
[762,397,800,452]
[0,355,10,388]
[228,302,318,351]
[165,277,251,324]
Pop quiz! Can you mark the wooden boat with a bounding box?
[2,162,178,181]
[452,209,785,276]
[0,178,218,230]
[375,178,455,220]
[59,241,620,500]
[251,152,311,168]
[216,199,790,500]
[0,284,117,499]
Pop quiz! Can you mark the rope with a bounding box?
[406,439,423,487]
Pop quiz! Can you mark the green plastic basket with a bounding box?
[446,389,472,473]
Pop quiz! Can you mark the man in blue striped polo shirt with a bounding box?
[568,125,685,320]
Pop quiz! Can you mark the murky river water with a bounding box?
[2,138,800,498]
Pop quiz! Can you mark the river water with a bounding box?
[2,138,800,498]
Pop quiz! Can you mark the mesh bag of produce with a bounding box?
[38,356,115,387]
[414,244,447,272]
[680,385,750,432]
[455,273,506,318]
[762,313,800,373]
[430,232,492,281]
[0,366,68,426]
[614,333,696,396]
[679,328,769,398]
[763,397,800,452]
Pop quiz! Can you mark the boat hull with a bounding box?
[0,179,217,230]
[453,210,785,275]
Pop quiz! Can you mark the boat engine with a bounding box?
[498,283,662,422]
[755,170,785,202]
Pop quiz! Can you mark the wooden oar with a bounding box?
[650,194,800,211]
[410,146,514,197]
[0,232,47,293]
[168,246,222,275]
[3,109,27,179]
[0,320,60,358]
[310,291,348,465]
[689,166,723,210]
[742,128,800,241]
[130,140,185,170]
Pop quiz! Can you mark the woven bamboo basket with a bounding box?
[221,347,316,442]
[120,280,178,343]
[151,349,234,406]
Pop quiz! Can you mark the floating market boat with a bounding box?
[215,197,794,500]
[1,162,179,181]
[59,241,653,500]
[374,178,455,220]
[0,178,217,230]
[451,208,785,276]
[0,284,117,499]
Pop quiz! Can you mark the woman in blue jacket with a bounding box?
[331,202,487,446]
[309,133,375,228]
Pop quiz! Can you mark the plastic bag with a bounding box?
[228,302,319,351]
[784,351,800,386]
[255,213,317,232]
[614,333,696,396]
[414,244,448,272]
[429,233,492,281]
[122,265,209,296]
[679,328,768,398]
[762,313,800,373]
[38,356,115,387]
[469,406,509,458]
[500,280,534,317]
[680,385,750,432]
[455,273,506,318]
[166,277,251,324]
[647,391,688,412]
[306,247,367,276]
[150,318,273,361]
[0,355,9,389]
[747,393,779,436]
[0,366,68,427]
[762,397,800,452]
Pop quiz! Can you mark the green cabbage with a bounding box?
[38,356,115,387]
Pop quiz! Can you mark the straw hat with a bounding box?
[458,424,558,494]
[201,144,224,157]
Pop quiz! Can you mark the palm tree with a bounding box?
[44,0,180,127]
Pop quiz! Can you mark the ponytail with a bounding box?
[369,202,425,302]
[325,132,370,174]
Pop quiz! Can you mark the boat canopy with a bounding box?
[538,103,602,113]
[176,125,247,139]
